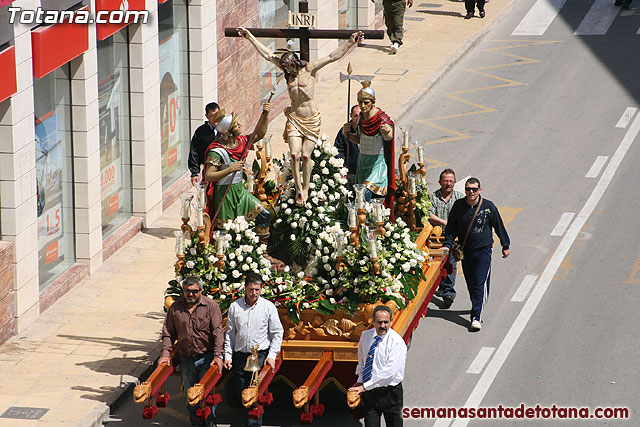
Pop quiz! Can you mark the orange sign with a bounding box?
[109,193,120,215]
[45,241,59,264]
[168,146,178,166]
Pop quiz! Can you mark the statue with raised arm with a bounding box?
[238,27,364,206]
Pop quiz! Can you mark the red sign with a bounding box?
[0,0,15,6]
[168,146,178,166]
[95,0,147,41]
[31,6,89,79]
[0,46,17,103]
[45,241,59,264]
[108,193,120,215]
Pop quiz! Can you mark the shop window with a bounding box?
[33,64,76,290]
[158,0,191,188]
[97,29,133,237]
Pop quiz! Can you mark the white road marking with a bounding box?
[637,26,640,35]
[574,0,619,35]
[615,107,637,128]
[454,176,471,193]
[446,111,640,427]
[585,156,608,178]
[466,347,495,374]
[550,212,575,236]
[512,0,568,36]
[510,275,538,302]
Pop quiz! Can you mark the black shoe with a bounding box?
[479,10,486,18]
[465,12,474,19]
[615,0,622,5]
[443,295,454,309]
[434,288,444,297]
[622,2,630,8]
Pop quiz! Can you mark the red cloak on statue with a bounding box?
[203,135,251,223]
[359,109,396,222]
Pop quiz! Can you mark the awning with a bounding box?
[0,45,17,103]
[95,0,146,41]
[31,6,89,79]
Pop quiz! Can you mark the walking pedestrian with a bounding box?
[443,178,510,331]
[349,305,407,427]
[160,276,224,427]
[428,169,465,309]
[374,0,413,54]
[465,0,486,19]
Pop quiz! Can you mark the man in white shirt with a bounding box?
[350,305,407,427]
[224,272,283,426]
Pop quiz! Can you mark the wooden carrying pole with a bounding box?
[292,351,334,409]
[187,364,222,407]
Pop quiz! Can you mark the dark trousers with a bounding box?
[461,246,492,321]
[465,0,486,14]
[361,383,403,427]
[229,349,268,426]
[383,0,406,45]
[439,256,458,299]
[180,352,216,427]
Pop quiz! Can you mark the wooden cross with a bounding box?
[224,0,384,62]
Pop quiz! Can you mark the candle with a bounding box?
[336,235,343,257]
[374,203,383,222]
[402,131,409,149]
[178,234,185,255]
[181,196,191,220]
[264,138,272,158]
[418,146,425,163]
[196,205,204,227]
[369,235,378,258]
[215,232,225,255]
[348,208,357,228]
[247,173,254,193]
[198,184,206,207]
[409,176,417,196]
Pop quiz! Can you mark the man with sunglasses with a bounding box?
[160,276,224,426]
[443,178,510,332]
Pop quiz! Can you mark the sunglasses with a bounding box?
[184,289,201,295]
[465,187,480,192]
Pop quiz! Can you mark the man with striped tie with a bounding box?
[349,305,407,427]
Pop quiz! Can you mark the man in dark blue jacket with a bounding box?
[443,177,510,331]
[189,102,219,185]
[334,105,361,186]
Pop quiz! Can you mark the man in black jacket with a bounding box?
[335,105,361,187]
[443,177,510,331]
[189,102,220,185]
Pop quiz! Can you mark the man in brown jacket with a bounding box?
[160,276,224,427]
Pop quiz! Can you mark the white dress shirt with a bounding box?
[224,296,284,361]
[356,327,407,391]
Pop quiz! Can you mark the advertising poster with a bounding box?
[98,71,125,225]
[36,112,65,272]
[159,33,181,179]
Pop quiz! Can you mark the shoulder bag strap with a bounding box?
[461,197,483,247]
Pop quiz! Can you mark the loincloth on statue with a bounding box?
[283,108,321,144]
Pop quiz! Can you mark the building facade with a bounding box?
[0,0,380,342]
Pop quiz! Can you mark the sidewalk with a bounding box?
[0,2,512,425]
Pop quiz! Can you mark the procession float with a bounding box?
[134,9,449,423]
[133,129,450,424]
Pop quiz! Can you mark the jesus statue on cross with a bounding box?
[238,27,364,206]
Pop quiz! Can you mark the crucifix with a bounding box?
[224,1,384,62]
[225,1,383,206]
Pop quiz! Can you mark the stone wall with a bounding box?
[216,0,262,127]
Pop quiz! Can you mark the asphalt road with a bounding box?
[400,0,640,426]
[108,1,640,425]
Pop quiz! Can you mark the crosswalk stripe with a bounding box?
[574,0,620,35]
[512,0,568,36]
